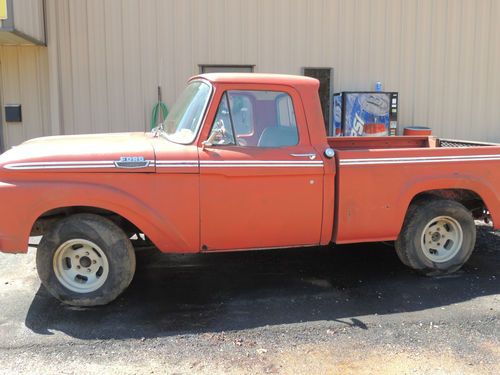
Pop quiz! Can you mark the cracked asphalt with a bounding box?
[0,224,498,374]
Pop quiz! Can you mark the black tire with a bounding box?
[36,213,136,306]
[395,199,476,276]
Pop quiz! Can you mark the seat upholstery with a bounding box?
[257,126,298,147]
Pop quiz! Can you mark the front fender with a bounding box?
[0,178,199,253]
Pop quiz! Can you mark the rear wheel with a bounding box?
[36,213,136,306]
[395,199,476,276]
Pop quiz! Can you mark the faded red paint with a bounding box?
[0,73,498,254]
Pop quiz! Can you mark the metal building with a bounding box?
[0,0,499,151]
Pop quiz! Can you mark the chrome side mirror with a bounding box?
[202,120,226,150]
[201,140,212,150]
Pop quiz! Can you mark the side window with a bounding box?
[228,93,254,135]
[276,94,297,128]
[207,90,299,148]
[208,93,236,146]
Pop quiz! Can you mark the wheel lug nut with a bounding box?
[88,268,91,273]
[75,255,79,259]
[77,265,81,269]
[93,260,97,264]
[85,252,89,256]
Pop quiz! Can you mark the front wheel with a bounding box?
[36,213,136,306]
[395,199,476,276]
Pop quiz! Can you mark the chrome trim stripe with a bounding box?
[6,160,115,166]
[200,160,323,164]
[340,155,500,166]
[156,165,198,168]
[5,160,155,170]
[155,160,197,164]
[156,160,198,168]
[5,159,324,170]
[5,164,116,170]
[157,161,324,168]
[343,154,500,162]
[201,164,323,168]
[201,160,324,168]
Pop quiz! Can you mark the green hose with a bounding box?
[150,101,169,130]
[150,86,169,130]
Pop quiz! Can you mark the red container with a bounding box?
[364,123,388,137]
[404,126,432,136]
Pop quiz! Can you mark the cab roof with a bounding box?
[190,73,319,88]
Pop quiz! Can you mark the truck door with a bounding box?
[199,86,325,251]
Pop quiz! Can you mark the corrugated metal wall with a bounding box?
[12,0,45,43]
[1,0,500,149]
[0,46,50,149]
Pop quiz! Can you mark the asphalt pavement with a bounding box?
[0,224,498,374]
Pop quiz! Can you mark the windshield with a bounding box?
[162,81,212,144]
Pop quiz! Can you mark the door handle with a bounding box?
[290,153,317,160]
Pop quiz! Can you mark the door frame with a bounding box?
[197,83,326,251]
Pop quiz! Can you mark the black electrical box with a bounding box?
[5,105,22,122]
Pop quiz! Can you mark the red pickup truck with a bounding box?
[0,73,498,306]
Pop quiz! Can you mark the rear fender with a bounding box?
[397,175,499,232]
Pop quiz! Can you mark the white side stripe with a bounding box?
[4,160,154,170]
[201,164,323,168]
[155,160,198,168]
[6,160,115,166]
[343,154,499,162]
[200,160,324,168]
[5,163,116,170]
[4,159,324,170]
[155,160,197,164]
[156,164,198,168]
[200,160,323,164]
[340,154,500,166]
[7,154,498,169]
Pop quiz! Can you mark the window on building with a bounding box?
[199,65,254,74]
[303,68,333,133]
[207,90,298,148]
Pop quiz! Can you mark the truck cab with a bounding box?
[181,74,335,251]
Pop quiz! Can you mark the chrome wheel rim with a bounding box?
[53,239,109,293]
[420,216,463,263]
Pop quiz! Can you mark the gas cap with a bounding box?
[324,148,335,158]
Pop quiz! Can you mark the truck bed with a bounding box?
[330,136,500,244]
[327,135,499,150]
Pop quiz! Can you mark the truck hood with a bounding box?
[0,132,157,172]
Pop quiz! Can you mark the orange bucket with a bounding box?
[363,123,388,136]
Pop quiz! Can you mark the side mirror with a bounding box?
[202,120,226,150]
[201,139,212,150]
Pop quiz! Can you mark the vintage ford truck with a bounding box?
[0,73,498,306]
